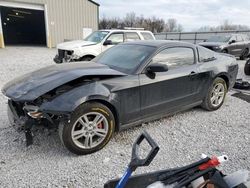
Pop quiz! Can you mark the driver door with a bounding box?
[139,47,202,119]
[101,32,124,52]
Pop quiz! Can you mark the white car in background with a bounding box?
[54,29,155,63]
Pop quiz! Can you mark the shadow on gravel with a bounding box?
[232,92,250,103]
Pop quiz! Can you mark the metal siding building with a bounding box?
[0,0,99,48]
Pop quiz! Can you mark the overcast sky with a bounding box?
[95,0,250,31]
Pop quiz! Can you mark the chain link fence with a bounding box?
[154,30,250,44]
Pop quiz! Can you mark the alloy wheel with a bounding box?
[71,112,109,149]
[210,83,225,107]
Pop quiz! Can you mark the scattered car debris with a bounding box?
[231,92,250,103]
[233,79,250,90]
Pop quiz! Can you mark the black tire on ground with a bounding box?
[59,102,115,155]
[201,77,227,111]
[244,59,250,75]
[240,49,249,60]
[222,49,228,53]
[80,56,94,61]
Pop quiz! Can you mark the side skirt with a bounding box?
[118,101,202,131]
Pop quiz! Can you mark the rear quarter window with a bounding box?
[197,46,216,63]
[141,32,154,40]
[125,32,140,41]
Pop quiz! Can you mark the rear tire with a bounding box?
[201,77,227,111]
[244,59,250,75]
[59,102,115,155]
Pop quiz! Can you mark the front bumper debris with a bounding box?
[8,101,34,146]
[8,100,69,146]
[54,55,63,64]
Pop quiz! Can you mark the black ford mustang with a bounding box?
[2,41,238,155]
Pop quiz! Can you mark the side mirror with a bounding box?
[103,40,113,46]
[146,63,168,73]
[229,40,236,44]
[203,39,207,42]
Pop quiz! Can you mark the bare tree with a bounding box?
[99,13,184,33]
[198,20,250,31]
[177,24,183,32]
[124,12,136,27]
[99,16,109,29]
[167,18,177,32]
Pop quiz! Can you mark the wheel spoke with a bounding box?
[219,85,224,92]
[78,118,87,127]
[82,115,89,124]
[72,130,85,140]
[84,135,93,148]
[95,128,107,137]
[211,96,216,103]
[218,92,224,97]
[93,115,104,125]
[215,97,219,105]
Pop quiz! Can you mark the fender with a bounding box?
[40,82,120,115]
[212,72,231,89]
[73,46,101,59]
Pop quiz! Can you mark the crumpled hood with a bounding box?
[57,40,96,50]
[2,62,126,101]
[199,42,226,47]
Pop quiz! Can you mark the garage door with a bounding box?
[0,1,46,47]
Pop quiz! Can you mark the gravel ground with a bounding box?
[0,47,249,188]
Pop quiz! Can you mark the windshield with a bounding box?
[84,31,109,43]
[206,35,231,42]
[94,44,156,74]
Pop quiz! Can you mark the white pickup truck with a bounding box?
[54,29,155,63]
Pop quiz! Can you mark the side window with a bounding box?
[151,47,195,70]
[125,32,140,41]
[244,35,249,41]
[197,46,216,62]
[242,35,247,41]
[230,36,236,42]
[106,33,124,44]
[236,35,243,42]
[141,32,154,40]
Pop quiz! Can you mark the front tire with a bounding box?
[201,77,227,111]
[80,56,94,61]
[222,49,228,54]
[59,102,115,155]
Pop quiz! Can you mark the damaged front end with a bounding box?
[7,99,69,146]
[2,62,126,147]
[54,49,76,64]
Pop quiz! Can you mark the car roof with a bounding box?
[100,29,153,33]
[120,40,196,48]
